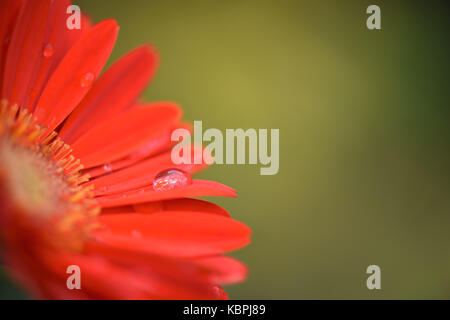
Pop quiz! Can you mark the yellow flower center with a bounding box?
[0,99,99,251]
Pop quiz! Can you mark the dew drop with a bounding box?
[152,169,192,192]
[97,186,109,194]
[43,43,54,58]
[80,72,95,88]
[103,163,112,172]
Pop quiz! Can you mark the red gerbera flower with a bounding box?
[0,0,250,299]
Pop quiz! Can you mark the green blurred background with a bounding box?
[5,0,450,299]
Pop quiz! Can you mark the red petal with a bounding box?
[71,102,182,168]
[88,145,207,196]
[29,5,93,113]
[133,198,230,217]
[37,250,159,299]
[65,13,92,53]
[84,122,192,179]
[96,179,237,207]
[83,243,230,299]
[33,19,118,132]
[0,0,23,91]
[60,45,159,144]
[2,0,72,111]
[92,212,251,257]
[192,256,248,284]
[101,205,135,215]
[211,285,228,299]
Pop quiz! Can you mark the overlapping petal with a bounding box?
[87,145,208,196]
[34,19,118,133]
[0,0,250,301]
[96,179,237,207]
[133,198,231,217]
[92,212,250,257]
[71,102,181,167]
[60,45,159,144]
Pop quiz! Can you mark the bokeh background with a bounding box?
[2,0,449,299]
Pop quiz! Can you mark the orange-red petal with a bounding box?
[0,0,24,92]
[2,0,65,110]
[82,243,230,299]
[84,122,192,178]
[60,45,159,144]
[28,9,92,114]
[191,256,248,284]
[133,198,231,217]
[33,19,118,132]
[96,179,237,207]
[88,145,207,196]
[92,212,250,257]
[71,102,182,168]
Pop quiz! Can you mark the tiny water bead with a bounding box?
[103,163,112,172]
[152,169,192,192]
[80,72,95,88]
[43,43,54,58]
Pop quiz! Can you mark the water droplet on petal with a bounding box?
[97,186,109,194]
[152,169,192,192]
[43,43,54,58]
[80,72,95,88]
[103,163,112,172]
